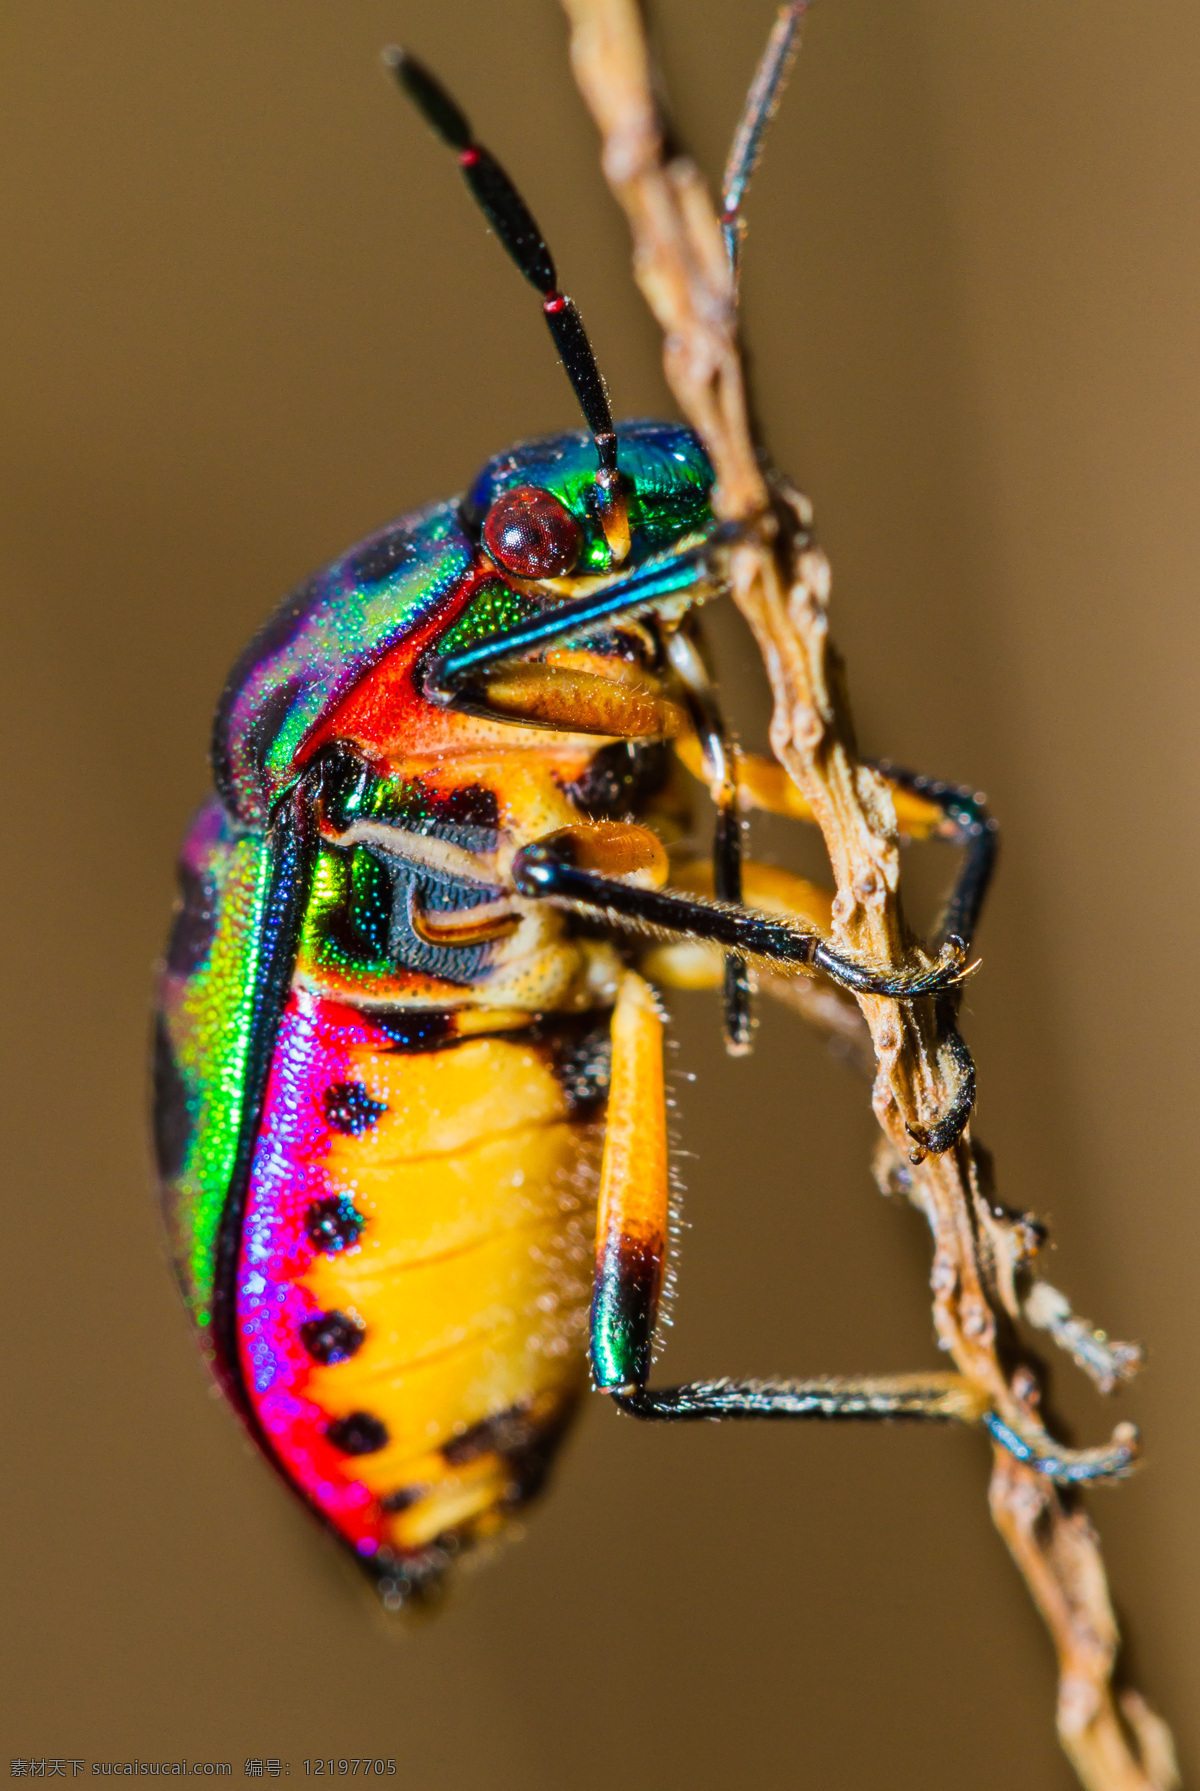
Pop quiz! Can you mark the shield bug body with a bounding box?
[155,40,1024,1610]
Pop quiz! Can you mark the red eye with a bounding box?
[482,486,581,579]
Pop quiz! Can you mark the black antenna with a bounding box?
[385,46,629,561]
[721,2,811,287]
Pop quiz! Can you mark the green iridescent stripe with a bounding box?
[172,832,273,1325]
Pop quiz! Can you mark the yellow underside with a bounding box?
[302,1031,600,1555]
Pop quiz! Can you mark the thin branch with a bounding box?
[558,3,1178,1785]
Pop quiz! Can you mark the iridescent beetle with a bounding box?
[156,34,1013,1610]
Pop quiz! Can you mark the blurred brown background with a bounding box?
[3,3,1197,1786]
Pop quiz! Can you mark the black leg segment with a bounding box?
[511,842,968,1001]
[614,1375,981,1423]
[666,627,753,1053]
[875,761,998,955]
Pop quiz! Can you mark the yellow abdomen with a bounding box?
[298,1025,601,1557]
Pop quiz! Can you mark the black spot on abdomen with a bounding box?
[323,1081,386,1135]
[440,1399,578,1510]
[299,1310,366,1364]
[327,1411,389,1455]
[442,1406,535,1466]
[379,1485,423,1513]
[505,1416,574,1507]
[305,1197,364,1253]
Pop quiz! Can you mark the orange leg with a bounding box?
[675,733,943,839]
[588,970,987,1426]
[590,971,670,1392]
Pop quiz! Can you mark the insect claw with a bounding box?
[983,1412,1141,1484]
[812,932,972,1001]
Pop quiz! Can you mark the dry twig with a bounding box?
[558,2,1179,1784]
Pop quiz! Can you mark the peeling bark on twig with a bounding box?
[558,3,1178,1785]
